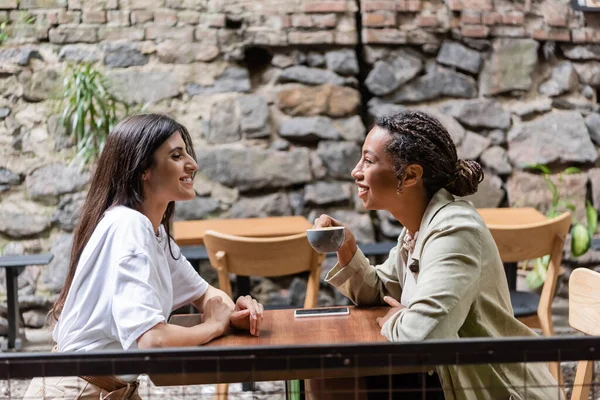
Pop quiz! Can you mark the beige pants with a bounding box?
[23,376,141,400]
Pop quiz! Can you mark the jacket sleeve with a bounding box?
[381,221,482,341]
[324,244,403,306]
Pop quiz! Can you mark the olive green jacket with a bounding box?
[325,189,563,400]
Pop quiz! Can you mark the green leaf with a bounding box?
[571,223,591,257]
[563,167,581,175]
[524,164,551,174]
[526,269,545,290]
[587,201,598,236]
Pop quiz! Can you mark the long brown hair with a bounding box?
[51,114,196,320]
[376,110,484,198]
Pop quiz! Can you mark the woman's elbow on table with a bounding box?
[137,322,169,349]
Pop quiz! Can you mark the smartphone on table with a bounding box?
[294,307,350,318]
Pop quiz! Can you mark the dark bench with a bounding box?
[0,253,53,350]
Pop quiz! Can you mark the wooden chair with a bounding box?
[487,211,571,383]
[568,268,600,400]
[203,230,326,400]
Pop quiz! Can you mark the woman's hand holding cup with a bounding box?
[310,214,357,265]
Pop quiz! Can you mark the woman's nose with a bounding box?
[187,156,198,173]
[351,162,362,180]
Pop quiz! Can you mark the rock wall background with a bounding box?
[2,0,600,328]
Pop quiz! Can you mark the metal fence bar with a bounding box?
[0,336,598,379]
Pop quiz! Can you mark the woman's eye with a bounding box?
[172,154,182,160]
[365,158,373,165]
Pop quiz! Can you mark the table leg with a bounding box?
[5,267,19,350]
[504,262,517,291]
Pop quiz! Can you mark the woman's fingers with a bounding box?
[383,296,402,307]
[312,214,344,229]
[230,309,250,320]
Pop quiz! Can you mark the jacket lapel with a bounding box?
[408,188,456,272]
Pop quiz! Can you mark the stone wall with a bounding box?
[2,0,600,327]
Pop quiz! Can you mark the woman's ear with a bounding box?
[402,164,423,188]
[142,170,150,181]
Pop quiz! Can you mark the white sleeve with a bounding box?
[166,238,209,311]
[112,253,167,350]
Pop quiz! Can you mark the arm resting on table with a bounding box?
[325,244,403,306]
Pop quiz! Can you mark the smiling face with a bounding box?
[142,131,198,205]
[351,126,400,210]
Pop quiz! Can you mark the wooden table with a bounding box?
[172,216,313,246]
[477,207,547,226]
[150,307,428,386]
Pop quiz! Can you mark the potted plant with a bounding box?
[522,164,597,290]
[56,63,132,168]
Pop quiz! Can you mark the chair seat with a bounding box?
[510,290,540,318]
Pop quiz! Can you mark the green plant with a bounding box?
[57,63,131,168]
[524,164,598,289]
[0,21,9,44]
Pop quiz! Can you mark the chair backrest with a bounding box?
[486,211,571,263]
[487,211,571,339]
[568,268,600,400]
[203,230,325,308]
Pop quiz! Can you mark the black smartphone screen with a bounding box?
[294,307,350,317]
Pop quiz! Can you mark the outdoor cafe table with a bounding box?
[149,307,429,386]
[172,216,313,246]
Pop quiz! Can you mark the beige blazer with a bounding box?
[326,188,563,400]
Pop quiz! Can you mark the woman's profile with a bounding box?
[24,114,264,399]
[310,110,563,400]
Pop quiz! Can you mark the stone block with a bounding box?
[501,11,524,25]
[335,31,357,44]
[362,28,407,44]
[200,13,225,27]
[120,0,164,10]
[362,0,395,11]
[543,6,568,27]
[461,25,489,38]
[304,0,347,12]
[0,0,17,9]
[177,10,199,24]
[82,10,106,24]
[312,13,337,28]
[145,25,193,41]
[482,11,501,25]
[291,13,312,28]
[49,26,97,43]
[19,0,65,8]
[193,27,217,43]
[288,30,334,44]
[98,26,144,41]
[461,10,481,25]
[154,8,177,26]
[404,0,421,11]
[362,12,395,27]
[107,10,130,26]
[531,28,570,42]
[416,14,438,27]
[131,10,152,24]
[490,26,527,38]
[68,0,81,9]
[460,0,492,10]
[58,10,81,24]
[247,28,288,46]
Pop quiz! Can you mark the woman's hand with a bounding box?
[230,295,264,336]
[313,214,358,266]
[376,296,406,328]
[203,297,233,334]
